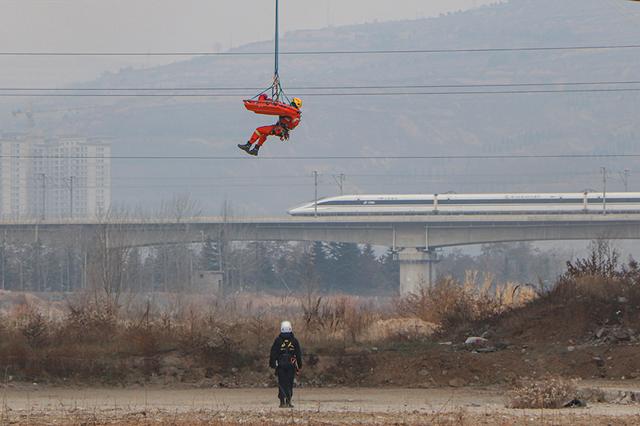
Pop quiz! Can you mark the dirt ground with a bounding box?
[0,286,638,424]
[0,383,639,425]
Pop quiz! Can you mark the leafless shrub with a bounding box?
[548,240,640,309]
[63,293,118,343]
[301,292,325,330]
[507,377,577,409]
[297,292,380,346]
[13,304,48,348]
[246,312,270,352]
[343,298,371,343]
[565,240,620,279]
[300,292,344,337]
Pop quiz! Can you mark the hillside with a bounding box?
[2,0,639,214]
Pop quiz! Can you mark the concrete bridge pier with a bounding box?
[396,248,439,296]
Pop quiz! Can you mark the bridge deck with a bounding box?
[0,214,639,251]
[2,213,640,227]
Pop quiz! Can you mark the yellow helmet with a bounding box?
[291,98,303,109]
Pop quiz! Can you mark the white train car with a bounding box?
[288,192,640,216]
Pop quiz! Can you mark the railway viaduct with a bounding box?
[2,213,640,295]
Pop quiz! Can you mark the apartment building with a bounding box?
[0,133,37,219]
[0,134,111,220]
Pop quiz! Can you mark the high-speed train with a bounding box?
[288,192,640,216]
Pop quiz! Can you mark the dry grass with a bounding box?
[0,291,397,383]
[0,240,637,386]
[3,408,638,426]
[396,273,536,328]
[299,294,385,346]
[507,377,578,409]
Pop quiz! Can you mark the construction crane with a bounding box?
[12,105,36,128]
[11,104,103,130]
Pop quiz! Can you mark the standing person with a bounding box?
[269,320,302,408]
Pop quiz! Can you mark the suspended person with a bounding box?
[269,320,303,408]
[238,97,303,156]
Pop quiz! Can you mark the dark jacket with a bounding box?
[269,332,303,370]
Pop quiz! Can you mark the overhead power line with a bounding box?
[0,154,639,161]
[16,183,313,189]
[3,80,640,92]
[111,169,638,180]
[1,44,639,57]
[2,88,640,97]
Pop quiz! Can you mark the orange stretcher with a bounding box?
[244,97,299,118]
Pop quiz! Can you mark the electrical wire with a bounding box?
[1,88,640,97]
[17,183,314,189]
[110,169,636,181]
[0,154,638,161]
[1,44,639,56]
[16,180,635,191]
[3,80,640,91]
[16,174,638,190]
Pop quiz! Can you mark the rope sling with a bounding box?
[244,0,296,116]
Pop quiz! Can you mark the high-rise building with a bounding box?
[0,134,111,220]
[0,133,37,219]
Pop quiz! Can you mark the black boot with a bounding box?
[248,145,260,156]
[286,398,294,408]
[279,399,286,408]
[238,142,252,153]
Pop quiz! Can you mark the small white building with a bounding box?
[193,271,224,294]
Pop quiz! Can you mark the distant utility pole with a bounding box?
[313,171,318,217]
[69,176,74,219]
[601,167,607,214]
[620,169,630,192]
[333,173,346,195]
[39,173,46,221]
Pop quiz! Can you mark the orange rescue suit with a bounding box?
[248,109,301,147]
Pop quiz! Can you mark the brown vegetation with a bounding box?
[396,272,536,328]
[0,241,638,390]
[0,291,397,384]
[507,377,578,409]
[475,241,640,348]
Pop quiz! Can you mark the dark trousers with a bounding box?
[276,365,295,403]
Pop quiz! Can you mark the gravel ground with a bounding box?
[0,385,638,425]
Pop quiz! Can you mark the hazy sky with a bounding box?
[0,0,496,86]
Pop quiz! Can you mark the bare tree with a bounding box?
[85,210,134,312]
[150,193,204,293]
[159,193,202,222]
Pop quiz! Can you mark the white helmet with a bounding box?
[280,321,293,333]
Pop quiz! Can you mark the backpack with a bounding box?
[278,338,297,368]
